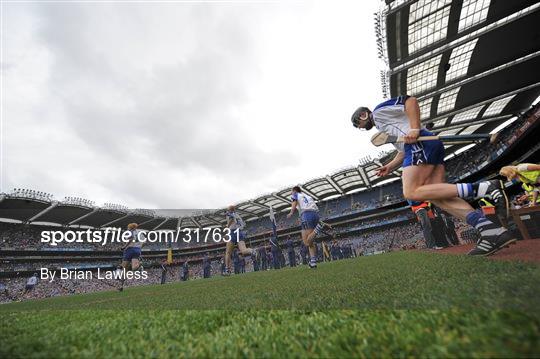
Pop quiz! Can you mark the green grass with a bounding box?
[1,251,539,358]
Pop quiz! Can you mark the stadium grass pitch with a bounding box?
[1,251,539,358]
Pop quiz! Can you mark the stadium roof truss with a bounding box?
[382,0,540,155]
[0,155,406,226]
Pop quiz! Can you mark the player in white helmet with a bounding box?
[351,95,515,256]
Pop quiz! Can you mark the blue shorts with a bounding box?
[403,129,445,168]
[301,211,320,230]
[231,229,246,244]
[123,247,141,261]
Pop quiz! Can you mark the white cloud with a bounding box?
[2,1,384,209]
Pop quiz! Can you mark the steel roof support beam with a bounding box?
[390,3,540,74]
[325,176,344,195]
[299,186,319,201]
[69,208,99,226]
[425,82,540,124]
[357,166,371,189]
[202,215,222,226]
[249,200,270,210]
[417,50,540,101]
[387,0,420,16]
[434,114,515,133]
[26,201,60,224]
[153,217,170,231]
[272,193,291,204]
[191,217,202,228]
[100,214,131,229]
[138,217,160,227]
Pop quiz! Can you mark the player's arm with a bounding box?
[518,163,540,171]
[376,151,404,177]
[404,96,421,144]
[287,201,298,218]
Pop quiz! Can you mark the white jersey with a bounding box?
[27,276,37,286]
[291,192,318,214]
[226,211,245,230]
[372,96,414,152]
[126,229,145,248]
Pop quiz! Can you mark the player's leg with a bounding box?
[301,228,317,265]
[127,247,142,271]
[422,165,475,220]
[403,136,504,203]
[300,211,319,268]
[306,220,334,245]
[301,229,315,254]
[421,164,516,255]
[224,241,234,274]
[131,258,140,271]
[237,240,253,256]
[118,250,132,291]
[404,173,504,203]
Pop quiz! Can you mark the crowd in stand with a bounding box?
[0,220,428,303]
[348,222,424,254]
[0,222,125,251]
[0,266,163,302]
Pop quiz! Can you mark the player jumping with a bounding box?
[224,205,256,275]
[287,186,333,268]
[351,96,516,256]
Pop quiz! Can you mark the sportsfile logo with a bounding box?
[40,228,240,246]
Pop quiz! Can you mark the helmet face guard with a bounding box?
[351,107,373,130]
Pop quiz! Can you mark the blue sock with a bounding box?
[456,183,474,198]
[465,209,484,227]
[466,209,498,235]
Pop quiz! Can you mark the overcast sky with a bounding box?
[2,0,388,209]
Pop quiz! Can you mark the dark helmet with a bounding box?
[351,106,374,130]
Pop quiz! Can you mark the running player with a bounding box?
[224,205,256,275]
[287,186,333,268]
[118,223,145,291]
[351,96,516,256]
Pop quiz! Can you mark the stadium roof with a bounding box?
[378,0,540,154]
[0,157,404,227]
